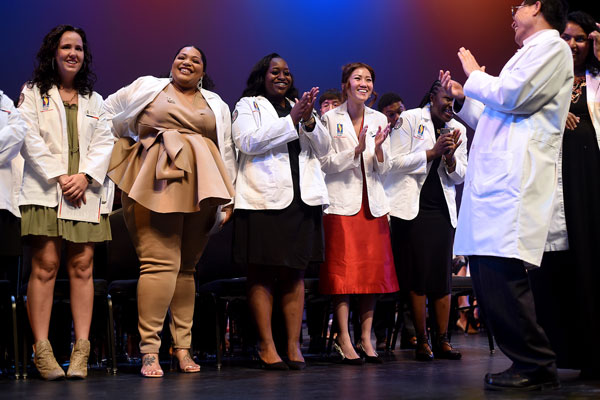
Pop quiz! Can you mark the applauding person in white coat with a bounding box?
[384,79,467,362]
[441,0,573,390]
[232,53,330,370]
[319,62,398,365]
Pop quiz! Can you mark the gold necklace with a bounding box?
[60,89,78,104]
[571,76,586,104]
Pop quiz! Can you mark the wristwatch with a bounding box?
[80,172,93,184]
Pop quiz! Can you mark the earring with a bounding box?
[197,77,203,91]
[169,71,173,80]
[52,59,55,70]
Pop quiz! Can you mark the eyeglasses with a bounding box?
[511,5,525,17]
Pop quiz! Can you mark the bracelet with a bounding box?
[300,115,315,126]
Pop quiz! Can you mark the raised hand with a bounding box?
[354,125,368,158]
[590,24,600,62]
[439,70,465,101]
[301,87,319,122]
[457,47,485,78]
[290,93,310,125]
[444,129,463,163]
[374,124,390,162]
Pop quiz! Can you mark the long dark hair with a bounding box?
[171,45,215,90]
[418,80,443,108]
[241,53,298,99]
[28,25,96,96]
[567,11,600,76]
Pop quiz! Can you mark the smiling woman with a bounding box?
[103,45,236,377]
[232,53,329,370]
[18,24,114,380]
[318,62,398,365]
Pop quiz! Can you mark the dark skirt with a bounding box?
[233,198,324,270]
[391,209,454,296]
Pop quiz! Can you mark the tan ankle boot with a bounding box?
[66,339,90,379]
[33,339,65,380]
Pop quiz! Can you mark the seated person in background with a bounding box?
[318,88,342,116]
[378,92,406,128]
[373,91,413,351]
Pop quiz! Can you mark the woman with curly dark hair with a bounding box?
[18,25,114,380]
[232,53,329,370]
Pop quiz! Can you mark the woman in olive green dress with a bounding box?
[18,25,114,380]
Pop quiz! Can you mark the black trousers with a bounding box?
[469,256,556,376]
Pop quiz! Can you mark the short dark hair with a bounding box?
[319,88,342,107]
[523,0,568,33]
[567,11,600,76]
[241,53,298,99]
[172,45,215,90]
[28,25,96,97]
[377,92,404,112]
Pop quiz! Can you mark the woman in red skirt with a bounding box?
[319,62,398,364]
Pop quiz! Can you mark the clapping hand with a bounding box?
[457,47,486,78]
[290,87,319,126]
[590,23,600,62]
[354,125,368,158]
[374,124,391,163]
[444,129,462,163]
[439,70,465,101]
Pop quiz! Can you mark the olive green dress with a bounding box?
[20,102,111,243]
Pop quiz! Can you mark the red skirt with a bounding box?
[319,179,399,295]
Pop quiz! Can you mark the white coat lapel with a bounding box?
[48,86,66,141]
[337,102,359,146]
[202,89,223,145]
[77,93,90,143]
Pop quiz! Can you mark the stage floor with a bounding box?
[1,334,599,399]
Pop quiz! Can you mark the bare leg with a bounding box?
[358,294,377,356]
[248,265,281,364]
[433,294,451,337]
[27,236,61,342]
[409,291,427,339]
[66,242,95,340]
[279,268,305,362]
[333,294,360,359]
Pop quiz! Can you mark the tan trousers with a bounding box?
[122,195,216,354]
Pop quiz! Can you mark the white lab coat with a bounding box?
[319,102,391,217]
[384,105,468,227]
[103,76,237,193]
[232,96,330,210]
[0,91,27,217]
[454,29,574,267]
[19,85,115,214]
[546,69,600,250]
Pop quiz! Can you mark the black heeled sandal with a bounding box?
[333,340,364,365]
[356,342,383,364]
